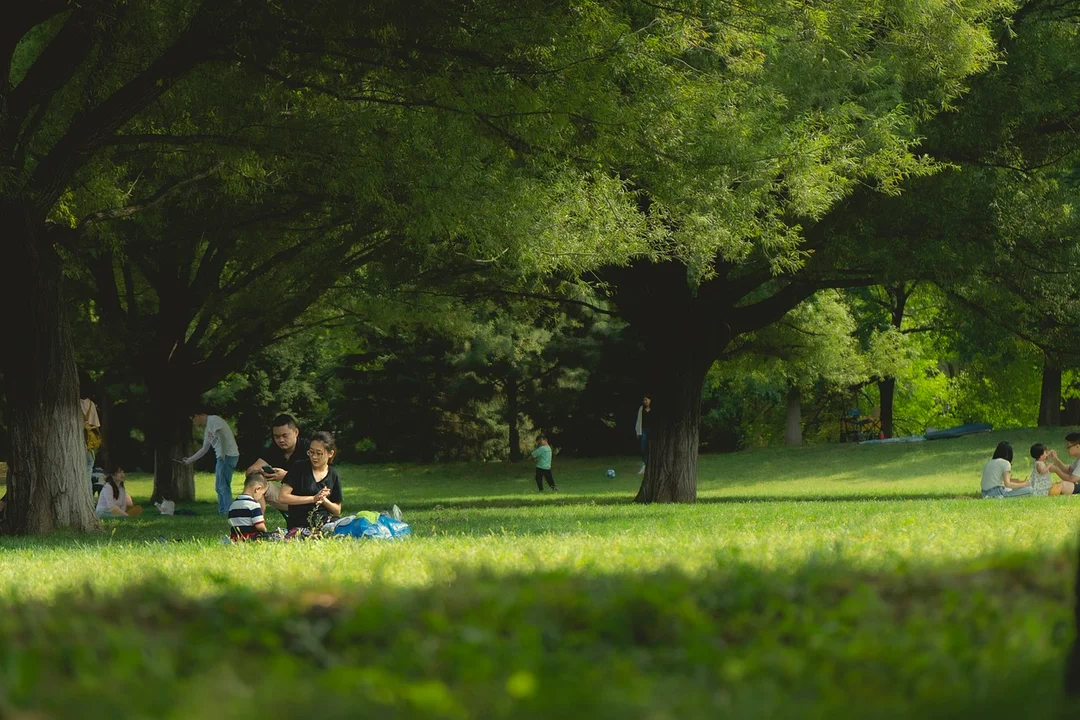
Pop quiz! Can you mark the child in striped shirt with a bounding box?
[228,473,270,541]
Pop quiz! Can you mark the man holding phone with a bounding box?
[245,414,308,520]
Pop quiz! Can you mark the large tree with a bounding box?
[0,0,688,530]
[585,0,1008,501]
[0,0,259,533]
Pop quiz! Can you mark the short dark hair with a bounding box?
[190,404,210,417]
[992,441,1013,463]
[1066,432,1080,445]
[309,430,337,462]
[271,414,298,429]
[244,472,269,490]
[1031,443,1047,460]
[536,434,547,443]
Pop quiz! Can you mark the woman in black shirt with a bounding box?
[278,430,343,529]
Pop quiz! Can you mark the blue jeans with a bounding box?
[640,429,649,465]
[216,455,240,515]
[982,486,1033,499]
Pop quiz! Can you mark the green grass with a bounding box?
[2,428,1080,718]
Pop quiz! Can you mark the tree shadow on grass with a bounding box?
[398,491,981,512]
[0,547,1076,720]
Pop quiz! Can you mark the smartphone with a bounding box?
[262,465,275,474]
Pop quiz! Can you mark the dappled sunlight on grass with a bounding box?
[4,434,1080,718]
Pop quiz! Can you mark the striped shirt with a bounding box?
[228,494,265,539]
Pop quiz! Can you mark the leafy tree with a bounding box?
[588,0,1007,501]
[715,292,871,446]
[1,0,699,528]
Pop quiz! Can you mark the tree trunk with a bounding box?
[1038,360,1062,427]
[149,383,195,502]
[879,377,896,438]
[507,379,522,462]
[1063,397,1080,427]
[785,386,803,447]
[1,210,99,534]
[634,346,711,504]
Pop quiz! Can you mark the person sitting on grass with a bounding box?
[228,473,270,541]
[1028,443,1078,496]
[1042,432,1080,495]
[278,430,343,529]
[531,434,557,493]
[981,441,1032,499]
[95,466,143,517]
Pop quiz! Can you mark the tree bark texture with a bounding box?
[1038,359,1062,427]
[149,383,195,502]
[1,209,99,534]
[634,348,710,503]
[785,386,803,447]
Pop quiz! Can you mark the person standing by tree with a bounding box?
[244,414,309,521]
[180,408,240,515]
[79,376,102,491]
[635,394,652,475]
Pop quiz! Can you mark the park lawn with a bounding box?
[2,427,1080,718]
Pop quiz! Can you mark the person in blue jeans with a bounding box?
[980,441,1032,498]
[180,407,240,515]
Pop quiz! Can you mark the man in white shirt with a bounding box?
[181,408,240,515]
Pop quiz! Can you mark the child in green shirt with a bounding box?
[531,434,557,492]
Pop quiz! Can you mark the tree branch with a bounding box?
[77,162,225,230]
[29,1,246,210]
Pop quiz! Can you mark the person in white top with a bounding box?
[95,467,142,517]
[180,408,240,515]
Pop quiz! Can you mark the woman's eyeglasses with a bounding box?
[307,449,327,458]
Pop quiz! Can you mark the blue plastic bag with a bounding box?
[331,513,410,539]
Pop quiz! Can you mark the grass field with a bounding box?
[3,428,1080,718]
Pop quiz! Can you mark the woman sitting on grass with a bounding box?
[278,431,343,529]
[981,441,1032,499]
[95,466,143,517]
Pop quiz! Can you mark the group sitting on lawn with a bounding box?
[228,429,344,540]
[981,433,1080,498]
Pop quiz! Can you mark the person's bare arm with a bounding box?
[301,487,338,516]
[1003,471,1030,490]
[317,494,342,517]
[277,483,312,506]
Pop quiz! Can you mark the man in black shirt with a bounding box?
[245,414,309,520]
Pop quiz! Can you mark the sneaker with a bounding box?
[551,486,558,492]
